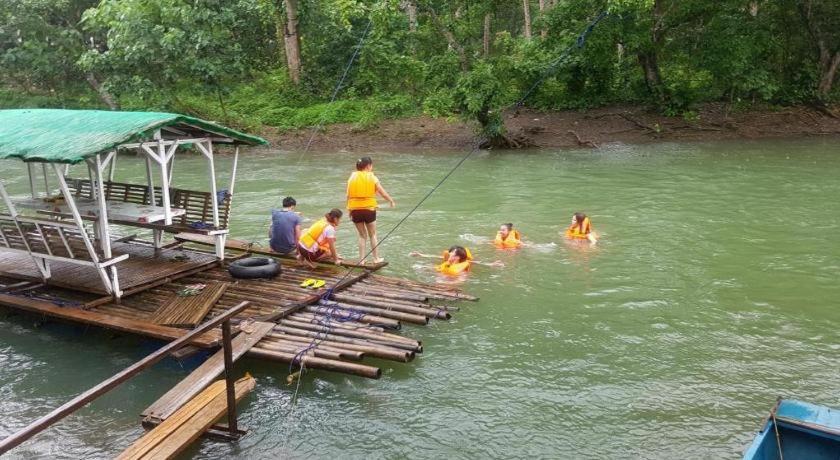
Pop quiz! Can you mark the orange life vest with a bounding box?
[347,171,378,210]
[494,230,522,249]
[436,248,473,275]
[299,218,332,252]
[565,217,592,240]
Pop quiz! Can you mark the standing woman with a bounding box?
[347,156,395,264]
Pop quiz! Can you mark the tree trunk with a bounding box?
[429,8,468,71]
[85,73,119,110]
[539,0,547,38]
[405,0,417,32]
[282,0,302,85]
[817,51,840,98]
[522,0,532,39]
[637,51,666,105]
[796,0,840,99]
[638,0,667,105]
[483,13,491,57]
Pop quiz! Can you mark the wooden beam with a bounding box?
[0,302,251,455]
[142,322,274,421]
[0,293,222,348]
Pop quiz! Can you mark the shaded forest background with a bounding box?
[2,0,838,137]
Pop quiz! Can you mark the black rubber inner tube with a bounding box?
[228,257,281,279]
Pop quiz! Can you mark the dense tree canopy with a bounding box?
[1,0,838,134]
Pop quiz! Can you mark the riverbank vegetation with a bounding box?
[2,0,839,143]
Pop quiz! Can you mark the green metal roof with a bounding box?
[0,109,269,164]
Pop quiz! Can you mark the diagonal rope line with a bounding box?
[286,10,608,392]
[294,18,374,165]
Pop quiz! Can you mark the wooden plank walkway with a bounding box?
[0,243,218,295]
[118,376,255,460]
[142,322,274,421]
[149,282,228,328]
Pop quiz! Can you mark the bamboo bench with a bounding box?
[67,179,231,236]
[0,213,128,291]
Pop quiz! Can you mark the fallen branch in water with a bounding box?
[567,130,599,148]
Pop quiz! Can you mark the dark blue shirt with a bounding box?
[269,209,301,254]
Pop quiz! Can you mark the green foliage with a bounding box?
[2,0,839,129]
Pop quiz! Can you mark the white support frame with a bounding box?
[0,180,51,279]
[139,131,180,248]
[53,164,120,297]
[26,163,36,198]
[195,140,226,259]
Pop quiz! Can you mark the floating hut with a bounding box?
[0,109,475,381]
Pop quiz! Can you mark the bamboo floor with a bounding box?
[0,241,477,379]
[0,243,218,295]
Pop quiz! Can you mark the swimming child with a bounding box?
[298,208,343,268]
[564,212,597,244]
[410,245,504,276]
[493,223,523,249]
[347,156,396,265]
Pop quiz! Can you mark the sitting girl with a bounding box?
[298,209,343,268]
[564,212,598,244]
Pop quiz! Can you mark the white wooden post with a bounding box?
[94,154,121,298]
[52,164,114,295]
[109,151,117,182]
[229,145,240,196]
[0,180,50,280]
[141,137,178,248]
[27,163,36,198]
[41,163,50,197]
[196,141,225,259]
[145,155,156,205]
[168,153,175,184]
[158,138,173,226]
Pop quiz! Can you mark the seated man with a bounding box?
[269,196,302,254]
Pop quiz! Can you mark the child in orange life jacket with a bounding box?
[564,212,598,244]
[346,156,396,265]
[493,223,523,249]
[409,245,504,276]
[297,208,343,268]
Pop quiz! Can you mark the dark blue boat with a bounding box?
[743,399,840,460]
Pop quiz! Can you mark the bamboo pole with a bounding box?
[245,348,381,379]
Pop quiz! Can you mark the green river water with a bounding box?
[1,138,839,459]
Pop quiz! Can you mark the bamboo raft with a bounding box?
[0,241,477,380]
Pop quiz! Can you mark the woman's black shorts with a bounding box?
[350,209,376,224]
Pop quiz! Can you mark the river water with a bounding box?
[1,139,839,459]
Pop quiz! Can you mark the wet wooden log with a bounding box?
[265,332,413,362]
[259,336,370,360]
[330,293,451,320]
[272,324,422,353]
[303,305,401,329]
[253,339,362,361]
[317,299,428,325]
[246,348,381,379]
[278,318,419,347]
